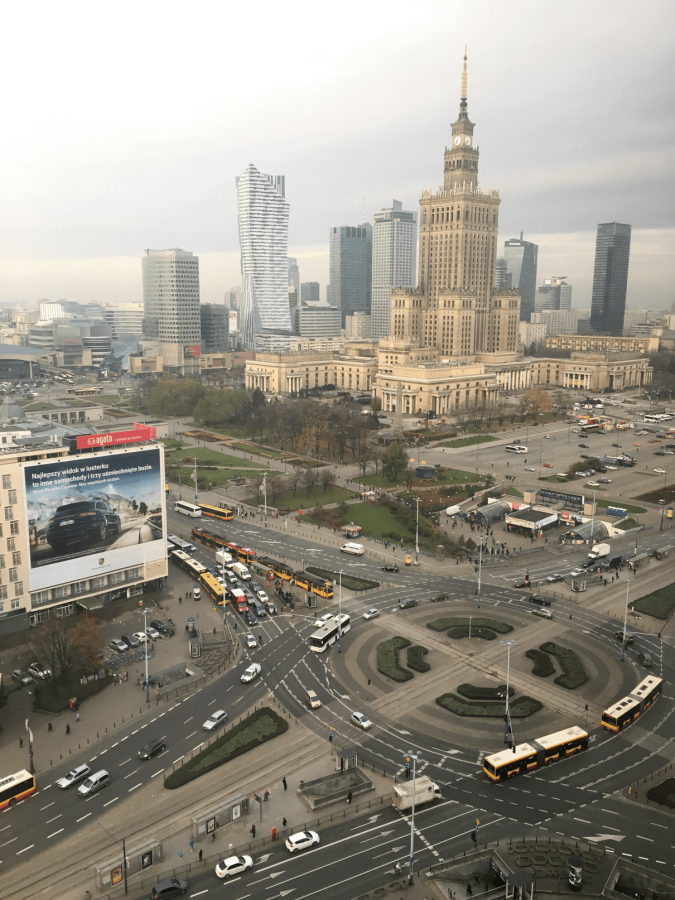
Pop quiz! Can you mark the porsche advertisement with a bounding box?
[24,447,165,591]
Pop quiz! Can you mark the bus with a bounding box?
[168,535,196,553]
[293,571,334,599]
[0,770,36,809]
[309,620,340,652]
[67,386,102,396]
[174,501,202,517]
[198,503,233,522]
[505,445,527,454]
[601,455,636,468]
[601,675,663,733]
[199,571,226,606]
[191,527,225,549]
[333,613,351,634]
[170,550,206,581]
[483,726,588,782]
[580,423,600,435]
[259,557,294,582]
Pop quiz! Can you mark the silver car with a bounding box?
[58,764,91,789]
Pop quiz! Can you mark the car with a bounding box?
[524,465,535,472]
[545,574,563,583]
[265,601,277,615]
[133,631,149,643]
[215,855,253,879]
[399,597,418,609]
[250,581,263,594]
[578,443,589,448]
[315,613,334,627]
[285,830,320,853]
[381,563,399,572]
[150,620,174,636]
[666,443,675,449]
[244,610,257,626]
[430,592,449,602]
[121,633,140,648]
[46,499,121,552]
[580,454,590,459]
[203,710,228,731]
[532,608,553,619]
[77,769,110,796]
[664,450,675,455]
[225,571,238,584]
[638,652,653,668]
[241,662,262,683]
[544,434,551,440]
[648,438,662,443]
[363,608,379,620]
[256,589,269,603]
[570,568,585,578]
[636,430,648,435]
[12,669,33,685]
[138,738,166,760]
[246,633,257,648]
[655,468,667,474]
[151,877,189,899]
[529,595,552,606]
[586,481,601,487]
[542,463,553,468]
[598,477,612,484]
[340,542,365,555]
[27,662,51,680]
[615,630,635,644]
[654,451,666,456]
[351,711,372,730]
[57,764,91,789]
[605,464,618,470]
[109,638,128,654]
[513,580,530,588]
[193,583,201,601]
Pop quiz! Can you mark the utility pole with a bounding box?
[194,460,198,504]
[338,570,344,652]
[404,750,421,885]
[501,639,518,746]
[476,535,483,609]
[263,473,267,528]
[414,497,420,564]
[621,577,634,662]
[143,607,150,703]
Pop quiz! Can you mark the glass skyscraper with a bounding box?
[504,235,538,322]
[590,222,631,336]
[327,224,373,327]
[236,164,291,348]
[371,200,417,339]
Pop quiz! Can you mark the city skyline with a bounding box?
[0,2,672,309]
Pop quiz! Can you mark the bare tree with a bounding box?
[288,466,302,496]
[72,615,105,674]
[319,468,336,494]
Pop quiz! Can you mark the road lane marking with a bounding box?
[76,814,91,822]
[1,838,17,847]
[40,802,55,811]
[103,797,119,807]
[119,758,132,767]
[186,731,197,739]
[47,829,64,839]
[173,756,184,764]
[45,815,62,824]
[16,844,34,854]
[128,783,142,792]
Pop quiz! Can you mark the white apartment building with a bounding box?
[142,249,201,375]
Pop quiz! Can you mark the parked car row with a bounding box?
[109,620,173,654]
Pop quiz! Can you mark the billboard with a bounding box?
[229,311,238,332]
[75,426,156,450]
[24,447,165,592]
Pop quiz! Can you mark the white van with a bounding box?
[216,549,234,568]
[341,542,365,556]
[77,769,110,797]
[232,562,251,581]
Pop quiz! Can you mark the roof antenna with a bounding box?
[520,227,524,241]
[462,45,468,102]
[363,197,366,224]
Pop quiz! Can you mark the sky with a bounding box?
[0,0,673,310]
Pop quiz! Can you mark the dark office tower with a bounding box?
[504,235,538,322]
[494,258,512,290]
[590,222,632,336]
[301,282,320,304]
[327,224,373,326]
[200,304,229,352]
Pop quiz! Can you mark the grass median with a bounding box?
[377,636,413,682]
[539,642,588,690]
[164,707,288,789]
[526,648,556,678]
[435,693,542,718]
[427,617,513,635]
[306,566,379,591]
[630,584,675,620]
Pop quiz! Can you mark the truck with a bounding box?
[392,776,441,811]
[216,549,234,568]
[588,542,610,561]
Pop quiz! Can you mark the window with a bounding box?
[9,568,18,582]
[53,584,70,599]
[126,568,141,582]
[72,581,87,595]
[2,475,11,489]
[0,585,5,600]
[14,583,23,598]
[7,537,15,551]
[108,571,124,586]
[90,576,105,590]
[10,521,18,535]
[12,551,20,566]
[7,490,17,504]
[0,555,4,569]
[4,507,13,522]
[31,589,49,606]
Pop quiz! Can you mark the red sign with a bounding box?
[76,426,156,449]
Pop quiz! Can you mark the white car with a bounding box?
[256,589,269,603]
[655,468,667,474]
[315,613,334,628]
[203,709,228,731]
[585,481,601,487]
[215,855,253,879]
[605,465,618,470]
[285,830,320,853]
[340,542,365,555]
[146,626,161,641]
[351,711,372,730]
[246,633,257,649]
[133,631,148,643]
[363,608,379,620]
[525,466,535,472]
[570,568,585,577]
[241,662,262,683]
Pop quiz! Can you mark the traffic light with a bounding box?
[253,793,260,803]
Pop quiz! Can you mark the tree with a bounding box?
[27,618,78,686]
[523,387,553,422]
[381,442,408,483]
[288,467,302,496]
[267,475,285,506]
[404,462,415,491]
[300,467,317,497]
[319,468,336,494]
[148,377,205,417]
[370,395,382,412]
[72,615,105,674]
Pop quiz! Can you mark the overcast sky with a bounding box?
[0,0,673,310]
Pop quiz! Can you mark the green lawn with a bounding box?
[630,584,675,620]
[245,484,353,511]
[506,487,523,498]
[159,439,187,451]
[361,467,487,489]
[25,402,60,410]
[316,500,439,550]
[167,466,277,489]
[615,518,639,531]
[439,435,498,449]
[166,445,271,469]
[595,499,646,514]
[228,442,289,459]
[97,394,126,404]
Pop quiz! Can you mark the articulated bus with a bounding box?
[170,550,206,581]
[601,675,663,733]
[198,503,233,521]
[293,571,334,599]
[168,534,196,553]
[174,501,202,517]
[483,726,588,782]
[505,445,527,454]
[191,527,225,549]
[67,386,102,396]
[199,571,226,605]
[0,770,36,809]
[259,557,294,582]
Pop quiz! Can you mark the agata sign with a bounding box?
[76,426,156,449]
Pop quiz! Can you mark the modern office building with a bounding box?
[494,258,512,289]
[236,164,291,348]
[287,258,300,297]
[504,235,538,322]
[200,304,229,353]
[39,301,66,320]
[327,224,373,326]
[371,200,417,340]
[590,222,632,336]
[300,282,320,304]
[292,301,341,340]
[103,303,144,339]
[519,321,548,351]
[531,308,590,336]
[535,277,572,312]
[225,286,243,311]
[345,312,371,340]
[141,248,201,375]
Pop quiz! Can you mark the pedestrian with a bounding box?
[66,724,70,735]
[211,830,216,842]
[19,738,23,748]
[199,849,203,862]
[76,712,80,723]
[475,873,480,885]
[48,722,53,732]
[264,789,269,801]
[282,776,287,791]
[179,595,182,604]
[250,824,256,838]
[189,837,195,852]
[347,790,352,804]
[282,816,287,833]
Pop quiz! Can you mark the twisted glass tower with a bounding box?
[236,164,291,348]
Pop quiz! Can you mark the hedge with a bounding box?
[33,672,113,713]
[447,626,497,641]
[426,617,513,634]
[457,683,514,700]
[406,645,430,673]
[377,637,413,682]
[306,566,380,592]
[629,584,675,620]
[164,707,288,789]
[435,693,543,718]
[539,641,588,690]
[647,777,675,808]
[526,648,556,678]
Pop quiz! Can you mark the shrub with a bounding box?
[33,672,113,713]
[377,637,413,682]
[165,707,288,789]
[647,777,675,808]
[306,566,379,591]
[426,617,513,634]
[526,648,556,678]
[435,693,542,718]
[457,683,514,700]
[447,626,497,640]
[539,641,588,690]
[630,585,675,620]
[406,645,430,672]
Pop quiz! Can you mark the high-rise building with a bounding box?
[327,224,373,326]
[39,301,66,321]
[494,258,512,290]
[531,308,590,336]
[300,282,320,304]
[590,222,632,336]
[287,257,300,296]
[292,301,341,340]
[225,286,242,311]
[236,164,291,348]
[345,312,372,340]
[142,248,201,374]
[535,276,572,312]
[200,304,229,353]
[371,200,417,339]
[103,303,144,339]
[504,235,538,322]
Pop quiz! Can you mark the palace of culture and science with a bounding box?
[245,54,652,410]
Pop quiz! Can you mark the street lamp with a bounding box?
[589,489,598,547]
[262,473,268,528]
[338,570,344,653]
[142,607,150,703]
[620,578,634,662]
[659,499,666,532]
[500,639,518,747]
[414,497,420,564]
[403,750,422,885]
[476,534,483,610]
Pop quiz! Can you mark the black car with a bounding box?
[12,669,33,685]
[244,610,257,626]
[121,633,140,648]
[139,738,166,760]
[580,454,590,459]
[265,601,277,615]
[47,499,121,551]
[151,878,188,899]
[529,595,552,607]
[381,564,399,572]
[578,443,589,448]
[150,620,174,636]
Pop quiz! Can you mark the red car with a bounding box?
[543,463,553,468]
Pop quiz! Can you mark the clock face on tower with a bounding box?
[465,136,472,146]
[453,136,461,146]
